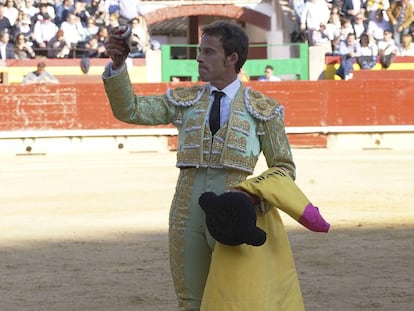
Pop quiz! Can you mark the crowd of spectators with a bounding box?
[1,0,413,79]
[0,0,151,60]
[292,0,414,79]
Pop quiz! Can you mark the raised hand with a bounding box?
[105,25,131,70]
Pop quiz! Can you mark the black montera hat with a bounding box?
[199,191,266,247]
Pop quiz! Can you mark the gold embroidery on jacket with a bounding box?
[168,85,206,107]
[245,87,284,121]
[231,118,250,136]
[174,85,281,173]
[226,132,247,153]
[168,169,196,309]
[176,90,209,166]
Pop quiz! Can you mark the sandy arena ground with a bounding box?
[1,149,413,311]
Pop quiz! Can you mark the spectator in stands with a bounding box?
[104,0,145,25]
[336,32,361,80]
[14,32,36,59]
[0,3,13,35]
[338,18,354,38]
[0,30,16,60]
[332,17,354,54]
[398,33,414,55]
[38,0,56,21]
[31,2,48,25]
[22,61,59,85]
[311,22,334,53]
[86,0,102,16]
[352,13,368,41]
[386,0,413,46]
[13,13,34,44]
[325,0,339,10]
[325,6,342,51]
[291,0,306,22]
[258,65,282,81]
[341,0,365,22]
[107,12,120,32]
[96,25,108,56]
[377,29,398,68]
[328,5,342,30]
[83,34,106,57]
[365,0,390,21]
[60,12,85,57]
[367,9,392,44]
[73,0,90,27]
[47,29,70,58]
[21,0,39,20]
[4,0,19,27]
[129,16,151,58]
[83,15,98,40]
[13,0,23,11]
[86,0,105,26]
[357,32,378,69]
[300,0,330,44]
[33,12,58,56]
[54,0,74,27]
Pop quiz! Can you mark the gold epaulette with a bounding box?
[245,88,284,121]
[167,84,207,107]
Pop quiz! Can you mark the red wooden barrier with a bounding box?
[352,70,414,80]
[1,80,413,148]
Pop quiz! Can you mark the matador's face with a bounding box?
[197,34,237,89]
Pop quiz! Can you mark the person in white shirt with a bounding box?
[0,30,15,60]
[21,0,39,19]
[311,22,334,53]
[332,17,354,54]
[357,32,378,69]
[129,16,151,57]
[60,12,85,55]
[32,12,58,56]
[398,33,414,56]
[300,0,330,43]
[3,0,19,26]
[377,29,398,68]
[367,9,392,43]
[352,13,367,40]
[258,65,282,81]
[22,61,59,85]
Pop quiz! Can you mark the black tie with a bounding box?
[210,91,224,135]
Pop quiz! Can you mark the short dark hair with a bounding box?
[201,20,249,73]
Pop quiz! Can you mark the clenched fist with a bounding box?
[105,25,131,70]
